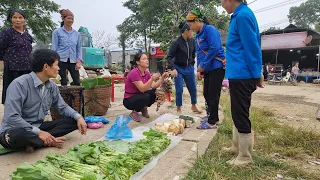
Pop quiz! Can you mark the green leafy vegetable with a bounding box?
[179,115,194,122]
[10,129,171,180]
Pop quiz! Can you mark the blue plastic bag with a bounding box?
[85,116,110,124]
[105,115,132,140]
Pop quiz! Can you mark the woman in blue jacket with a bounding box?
[187,9,225,129]
[221,0,264,166]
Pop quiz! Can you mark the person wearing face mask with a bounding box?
[51,9,83,86]
[221,0,264,166]
[166,21,202,114]
[0,9,33,104]
[186,9,226,129]
[123,53,168,122]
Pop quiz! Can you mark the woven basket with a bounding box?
[50,86,84,120]
[84,84,111,116]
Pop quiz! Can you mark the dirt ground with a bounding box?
[0,77,320,179]
[252,83,320,131]
[251,83,320,176]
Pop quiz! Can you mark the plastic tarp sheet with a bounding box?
[101,113,200,180]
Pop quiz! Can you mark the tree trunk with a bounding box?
[122,42,126,72]
[144,29,147,53]
[121,34,126,72]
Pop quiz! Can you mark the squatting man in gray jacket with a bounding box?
[0,49,87,152]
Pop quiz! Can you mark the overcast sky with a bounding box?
[51,0,306,45]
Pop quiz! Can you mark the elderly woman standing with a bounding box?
[52,9,83,86]
[0,9,33,104]
[221,0,264,166]
[187,9,226,129]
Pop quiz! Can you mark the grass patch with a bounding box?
[184,95,320,180]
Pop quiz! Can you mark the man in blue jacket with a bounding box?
[222,0,264,166]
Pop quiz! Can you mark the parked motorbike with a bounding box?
[282,65,298,86]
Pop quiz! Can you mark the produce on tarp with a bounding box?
[179,115,195,128]
[155,116,195,136]
[10,129,171,180]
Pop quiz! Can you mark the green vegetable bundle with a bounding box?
[179,115,194,123]
[11,129,171,180]
[82,77,111,90]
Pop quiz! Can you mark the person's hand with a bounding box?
[39,130,56,146]
[151,73,161,81]
[197,66,204,72]
[197,72,202,81]
[161,72,169,80]
[256,75,265,88]
[77,117,87,135]
[170,69,178,78]
[75,60,82,71]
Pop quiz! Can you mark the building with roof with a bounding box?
[261,24,320,78]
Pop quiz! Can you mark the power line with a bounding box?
[248,0,258,5]
[253,0,304,13]
[260,23,289,31]
[254,0,302,13]
[260,22,289,31]
[259,19,289,29]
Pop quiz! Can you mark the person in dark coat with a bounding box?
[0,9,33,104]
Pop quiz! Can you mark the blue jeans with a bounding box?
[174,65,197,107]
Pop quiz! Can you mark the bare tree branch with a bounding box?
[91,31,118,50]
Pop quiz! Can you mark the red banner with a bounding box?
[150,46,166,57]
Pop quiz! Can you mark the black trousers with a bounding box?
[2,63,31,104]
[0,117,77,150]
[203,68,225,124]
[229,79,257,134]
[123,89,156,112]
[59,59,80,86]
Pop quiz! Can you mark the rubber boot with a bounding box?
[222,125,239,154]
[227,131,254,166]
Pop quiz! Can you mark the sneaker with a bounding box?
[141,108,150,118]
[130,111,141,122]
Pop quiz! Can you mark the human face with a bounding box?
[221,0,234,14]
[187,20,201,33]
[64,16,74,27]
[11,12,25,29]
[136,54,149,69]
[186,29,194,38]
[45,60,60,78]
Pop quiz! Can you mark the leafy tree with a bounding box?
[316,24,320,32]
[117,20,136,72]
[120,0,229,53]
[288,0,320,31]
[122,0,154,53]
[144,0,215,52]
[0,0,60,43]
[201,1,229,32]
